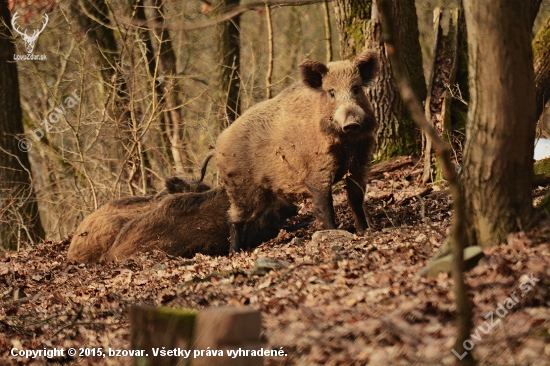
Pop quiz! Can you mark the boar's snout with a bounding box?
[334,104,366,134]
[342,121,362,133]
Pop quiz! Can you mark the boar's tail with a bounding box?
[196,151,214,183]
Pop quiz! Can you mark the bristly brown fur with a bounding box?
[107,188,297,260]
[68,178,297,262]
[67,177,209,263]
[214,50,380,251]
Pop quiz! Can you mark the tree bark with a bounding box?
[333,0,426,160]
[132,0,157,80]
[534,13,550,120]
[531,0,543,27]
[423,8,466,183]
[0,1,44,248]
[150,0,187,173]
[463,0,536,248]
[322,0,332,63]
[68,0,121,89]
[265,4,274,99]
[217,0,241,126]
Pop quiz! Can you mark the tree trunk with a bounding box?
[68,0,122,91]
[217,0,241,126]
[534,13,550,120]
[423,8,466,183]
[322,0,332,63]
[0,1,44,248]
[150,0,187,173]
[132,0,157,80]
[333,0,426,160]
[265,4,274,99]
[281,7,302,90]
[462,0,536,248]
[531,0,543,27]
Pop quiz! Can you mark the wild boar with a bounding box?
[214,50,379,251]
[107,187,298,260]
[67,177,210,263]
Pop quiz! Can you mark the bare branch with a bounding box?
[124,0,331,32]
[322,0,332,62]
[265,4,274,99]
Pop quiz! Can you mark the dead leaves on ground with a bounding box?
[0,162,549,365]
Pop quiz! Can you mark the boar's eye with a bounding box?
[352,86,360,95]
[328,90,335,99]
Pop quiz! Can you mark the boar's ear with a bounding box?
[354,50,379,86]
[165,176,189,194]
[299,60,329,89]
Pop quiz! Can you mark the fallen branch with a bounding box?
[0,292,42,307]
[51,321,127,337]
[272,262,316,286]
[416,194,445,237]
[369,156,416,176]
[0,320,34,337]
[51,306,83,337]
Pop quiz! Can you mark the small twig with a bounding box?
[443,81,468,106]
[339,235,380,256]
[51,306,83,337]
[381,207,396,228]
[0,320,34,336]
[51,321,127,337]
[416,194,445,237]
[272,262,316,286]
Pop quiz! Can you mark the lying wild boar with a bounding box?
[214,50,379,251]
[107,188,298,260]
[67,177,210,263]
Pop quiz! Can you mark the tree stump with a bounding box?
[130,305,197,366]
[193,306,262,366]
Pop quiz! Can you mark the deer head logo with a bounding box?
[11,11,49,54]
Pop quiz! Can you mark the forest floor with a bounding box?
[0,157,549,365]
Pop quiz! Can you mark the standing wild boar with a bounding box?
[67,177,210,263]
[215,50,379,251]
[107,188,298,260]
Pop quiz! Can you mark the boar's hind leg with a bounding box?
[307,183,337,230]
[345,176,368,234]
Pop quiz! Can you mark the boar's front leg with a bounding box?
[307,183,337,230]
[228,201,246,253]
[229,222,244,253]
[345,176,368,235]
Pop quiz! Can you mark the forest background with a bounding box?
[1,0,550,250]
